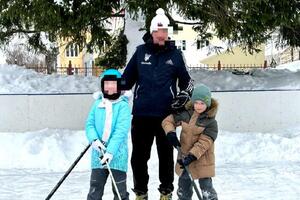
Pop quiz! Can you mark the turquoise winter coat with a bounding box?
[85,94,131,172]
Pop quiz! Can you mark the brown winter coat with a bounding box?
[162,98,218,179]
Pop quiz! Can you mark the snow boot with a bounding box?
[202,190,218,200]
[159,191,172,200]
[135,193,148,200]
[133,189,148,200]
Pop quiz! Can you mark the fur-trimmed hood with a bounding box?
[185,98,218,118]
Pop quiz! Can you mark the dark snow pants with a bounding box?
[131,116,174,194]
[87,168,129,200]
[177,170,218,200]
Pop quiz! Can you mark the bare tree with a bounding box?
[4,44,46,69]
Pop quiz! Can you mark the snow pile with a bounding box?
[216,127,300,166]
[1,61,300,94]
[0,64,98,93]
[276,60,300,72]
[1,127,300,172]
[191,67,300,90]
[0,129,89,171]
[1,127,300,200]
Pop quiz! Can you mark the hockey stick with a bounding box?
[100,148,122,200]
[45,143,91,200]
[176,146,203,200]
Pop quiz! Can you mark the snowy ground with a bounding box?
[0,128,300,200]
[1,62,300,199]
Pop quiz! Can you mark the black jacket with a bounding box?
[122,33,192,117]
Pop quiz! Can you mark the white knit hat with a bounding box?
[150,8,170,33]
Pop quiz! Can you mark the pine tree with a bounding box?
[0,0,299,54]
[0,0,123,53]
[127,0,300,52]
[95,30,128,69]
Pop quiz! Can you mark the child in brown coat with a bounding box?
[162,84,218,200]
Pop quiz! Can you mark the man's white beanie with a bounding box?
[150,8,170,33]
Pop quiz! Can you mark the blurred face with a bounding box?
[152,28,168,46]
[103,80,117,95]
[193,100,207,114]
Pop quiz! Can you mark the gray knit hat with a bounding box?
[191,84,212,107]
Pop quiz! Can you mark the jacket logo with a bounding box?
[141,61,152,65]
[166,59,174,65]
[141,53,152,65]
[144,53,151,61]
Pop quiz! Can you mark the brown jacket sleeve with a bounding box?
[162,114,176,134]
[189,134,213,159]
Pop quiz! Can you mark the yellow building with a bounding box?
[57,39,85,74]
[57,35,102,76]
[201,45,265,68]
[170,24,265,68]
[56,10,125,76]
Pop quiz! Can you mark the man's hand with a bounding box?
[167,131,181,148]
[171,90,190,111]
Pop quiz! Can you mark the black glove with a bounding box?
[178,153,197,168]
[167,131,181,148]
[171,90,190,111]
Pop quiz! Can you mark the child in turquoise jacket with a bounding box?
[85,69,131,200]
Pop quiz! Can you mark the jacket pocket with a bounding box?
[203,151,214,165]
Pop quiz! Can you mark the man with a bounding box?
[122,8,193,200]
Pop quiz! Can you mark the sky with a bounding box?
[0,61,300,199]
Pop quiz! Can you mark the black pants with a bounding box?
[131,116,174,194]
[87,168,129,200]
[177,170,218,200]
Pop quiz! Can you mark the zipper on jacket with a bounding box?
[135,85,140,99]
[169,86,175,98]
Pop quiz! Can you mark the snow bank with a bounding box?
[1,128,299,172]
[0,64,98,93]
[1,62,300,94]
[276,60,300,72]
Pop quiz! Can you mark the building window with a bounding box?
[182,40,186,51]
[66,43,79,57]
[197,40,209,49]
[197,40,200,49]
[177,40,186,51]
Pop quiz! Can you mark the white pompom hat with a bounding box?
[150,8,170,33]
